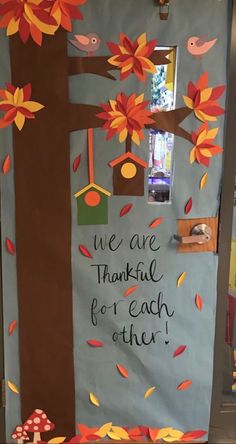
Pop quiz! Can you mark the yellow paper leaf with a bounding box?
[196,129,207,146]
[169,429,184,439]
[135,93,145,105]
[182,96,193,109]
[177,272,186,287]
[200,149,212,157]
[6,17,19,36]
[14,112,25,131]
[107,431,121,441]
[195,110,217,122]
[132,130,140,146]
[22,101,44,112]
[137,33,147,46]
[157,428,173,439]
[163,437,177,443]
[207,127,219,139]
[200,87,212,103]
[24,4,56,35]
[189,147,196,164]
[112,427,129,440]
[119,128,128,143]
[144,386,156,399]
[200,172,208,190]
[96,422,113,438]
[7,380,19,394]
[48,438,66,443]
[89,392,100,407]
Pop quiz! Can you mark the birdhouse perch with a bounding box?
[155,0,170,20]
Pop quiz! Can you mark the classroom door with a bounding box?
[0,0,234,442]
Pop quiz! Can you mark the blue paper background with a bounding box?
[0,0,230,440]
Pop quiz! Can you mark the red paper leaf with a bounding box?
[138,426,149,437]
[86,435,100,441]
[69,437,82,443]
[2,154,11,175]
[173,345,187,358]
[149,217,164,228]
[8,320,17,335]
[79,245,93,259]
[87,339,104,348]
[181,430,207,441]
[177,380,192,391]
[195,293,203,311]
[6,238,15,255]
[116,364,129,378]
[120,203,133,217]
[73,154,81,172]
[123,284,139,297]
[184,197,192,214]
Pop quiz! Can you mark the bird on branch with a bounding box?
[69,33,102,57]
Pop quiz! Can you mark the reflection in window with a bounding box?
[148,47,177,204]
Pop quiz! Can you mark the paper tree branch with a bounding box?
[68,49,172,80]
[68,104,192,142]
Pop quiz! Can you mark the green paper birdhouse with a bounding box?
[75,183,111,225]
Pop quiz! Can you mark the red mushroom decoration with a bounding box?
[23,409,55,443]
[12,425,29,444]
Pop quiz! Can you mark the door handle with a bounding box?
[174,224,212,245]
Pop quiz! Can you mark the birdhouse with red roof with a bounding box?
[109,152,147,196]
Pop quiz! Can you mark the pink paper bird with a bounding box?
[187,36,217,58]
[69,33,101,57]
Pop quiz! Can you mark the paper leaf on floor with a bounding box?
[96,422,113,438]
[111,427,129,440]
[195,293,203,311]
[149,217,164,228]
[6,238,15,255]
[200,172,208,190]
[176,380,192,390]
[156,428,174,440]
[8,320,17,335]
[149,428,160,442]
[181,430,207,441]
[73,154,81,172]
[173,345,187,357]
[79,245,93,259]
[123,284,139,297]
[48,438,66,443]
[87,339,104,347]
[107,431,121,441]
[89,392,100,407]
[120,203,133,217]
[144,386,156,399]
[185,197,193,214]
[2,155,11,175]
[7,380,19,394]
[177,272,186,287]
[116,364,129,378]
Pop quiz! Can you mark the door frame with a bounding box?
[209,0,236,442]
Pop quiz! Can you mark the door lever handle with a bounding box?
[174,224,212,245]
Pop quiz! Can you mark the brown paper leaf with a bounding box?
[176,380,192,391]
[144,386,156,399]
[123,284,139,297]
[79,245,93,259]
[116,364,129,378]
[6,238,15,255]
[199,172,208,190]
[8,320,17,335]
[120,203,133,217]
[173,345,187,358]
[149,217,164,228]
[177,272,186,287]
[73,154,81,172]
[195,293,203,311]
[2,155,11,175]
[184,197,192,214]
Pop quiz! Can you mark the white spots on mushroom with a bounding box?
[33,417,40,424]
[35,409,43,414]
[16,426,22,432]
[42,414,46,419]
[24,425,29,430]
[33,426,39,431]
[44,425,51,431]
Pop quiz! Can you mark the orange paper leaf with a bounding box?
[6,238,15,255]
[2,155,11,175]
[120,203,133,217]
[173,345,187,358]
[195,293,203,311]
[73,154,81,172]
[8,320,17,335]
[116,364,129,378]
[123,284,139,297]
[177,380,192,391]
[79,245,93,259]
[149,428,160,442]
[149,217,164,228]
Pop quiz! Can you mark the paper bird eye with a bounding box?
[91,38,97,44]
[190,42,194,45]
